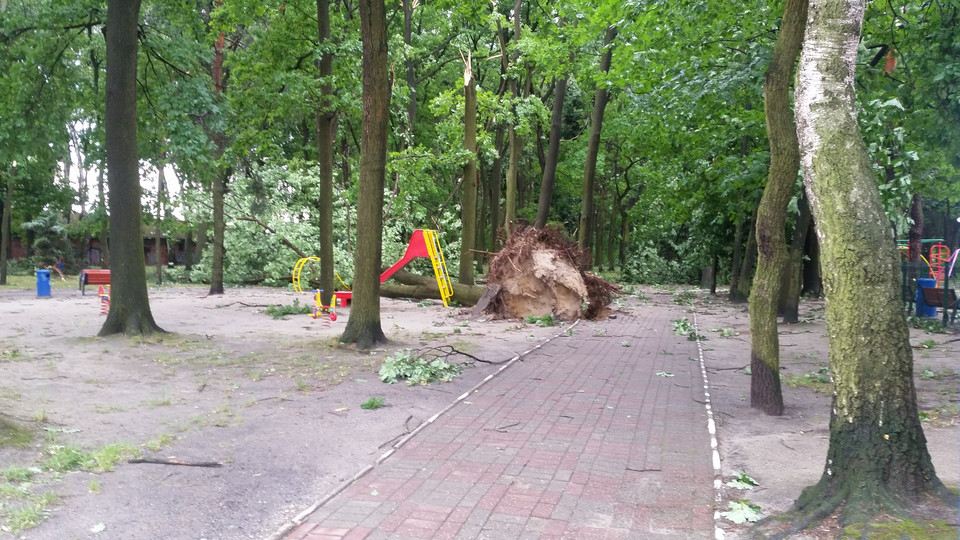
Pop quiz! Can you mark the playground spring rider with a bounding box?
[311,290,337,322]
[98,285,110,315]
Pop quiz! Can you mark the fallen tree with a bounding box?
[380,269,485,306]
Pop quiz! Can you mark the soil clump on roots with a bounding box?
[483,227,619,321]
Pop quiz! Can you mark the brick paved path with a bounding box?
[284,307,715,539]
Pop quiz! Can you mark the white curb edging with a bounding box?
[693,311,725,540]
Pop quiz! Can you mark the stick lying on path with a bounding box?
[128,458,222,468]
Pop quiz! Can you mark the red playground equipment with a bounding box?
[335,229,453,307]
[930,243,950,287]
[98,285,110,315]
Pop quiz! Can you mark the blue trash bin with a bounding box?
[36,269,51,298]
[916,278,938,317]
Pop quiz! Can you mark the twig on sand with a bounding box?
[128,458,222,467]
[417,345,507,364]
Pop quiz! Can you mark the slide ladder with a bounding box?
[335,229,454,307]
[421,229,454,307]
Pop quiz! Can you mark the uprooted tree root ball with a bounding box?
[483,227,620,321]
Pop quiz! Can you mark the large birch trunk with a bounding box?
[792,0,949,526]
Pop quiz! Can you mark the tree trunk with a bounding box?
[780,191,812,322]
[184,230,193,272]
[907,193,922,263]
[97,166,110,267]
[791,0,950,526]
[339,0,389,350]
[459,57,478,285]
[155,165,166,286]
[534,69,568,229]
[0,164,13,285]
[99,0,163,337]
[208,3,227,296]
[341,136,353,257]
[194,222,208,265]
[577,25,617,269]
[748,0,807,416]
[729,216,745,300]
[502,0,523,236]
[731,209,758,302]
[801,220,822,296]
[402,0,417,135]
[736,212,759,301]
[383,271,484,306]
[316,0,337,307]
[209,169,226,294]
[488,126,505,251]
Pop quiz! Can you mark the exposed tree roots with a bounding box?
[756,480,957,539]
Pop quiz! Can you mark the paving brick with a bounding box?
[284,307,715,540]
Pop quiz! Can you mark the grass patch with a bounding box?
[144,434,176,452]
[264,299,312,320]
[0,417,33,448]
[841,519,957,539]
[0,467,36,483]
[3,492,58,534]
[524,314,557,327]
[361,397,386,410]
[783,367,833,393]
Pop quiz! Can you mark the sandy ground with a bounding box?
[0,283,957,539]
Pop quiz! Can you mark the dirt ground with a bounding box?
[0,282,957,539]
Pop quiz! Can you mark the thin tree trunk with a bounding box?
[97,165,110,267]
[155,165,165,285]
[791,0,949,526]
[748,0,807,416]
[907,193,922,263]
[0,164,13,285]
[577,25,617,269]
[402,0,417,136]
[801,219,822,296]
[488,126,505,251]
[99,0,163,336]
[737,212,759,300]
[208,12,228,295]
[339,0,389,349]
[316,0,337,306]
[459,56,478,285]
[341,136,353,257]
[729,216,745,300]
[780,192,812,322]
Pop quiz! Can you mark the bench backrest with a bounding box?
[920,287,958,307]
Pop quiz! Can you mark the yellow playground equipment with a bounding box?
[311,289,337,322]
[290,229,453,308]
[291,257,350,294]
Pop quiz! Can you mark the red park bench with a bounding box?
[79,269,111,296]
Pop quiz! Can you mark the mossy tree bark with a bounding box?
[316,0,337,306]
[577,25,617,269]
[99,0,163,337]
[339,0,388,350]
[459,57,478,285]
[748,0,807,416]
[791,0,950,528]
